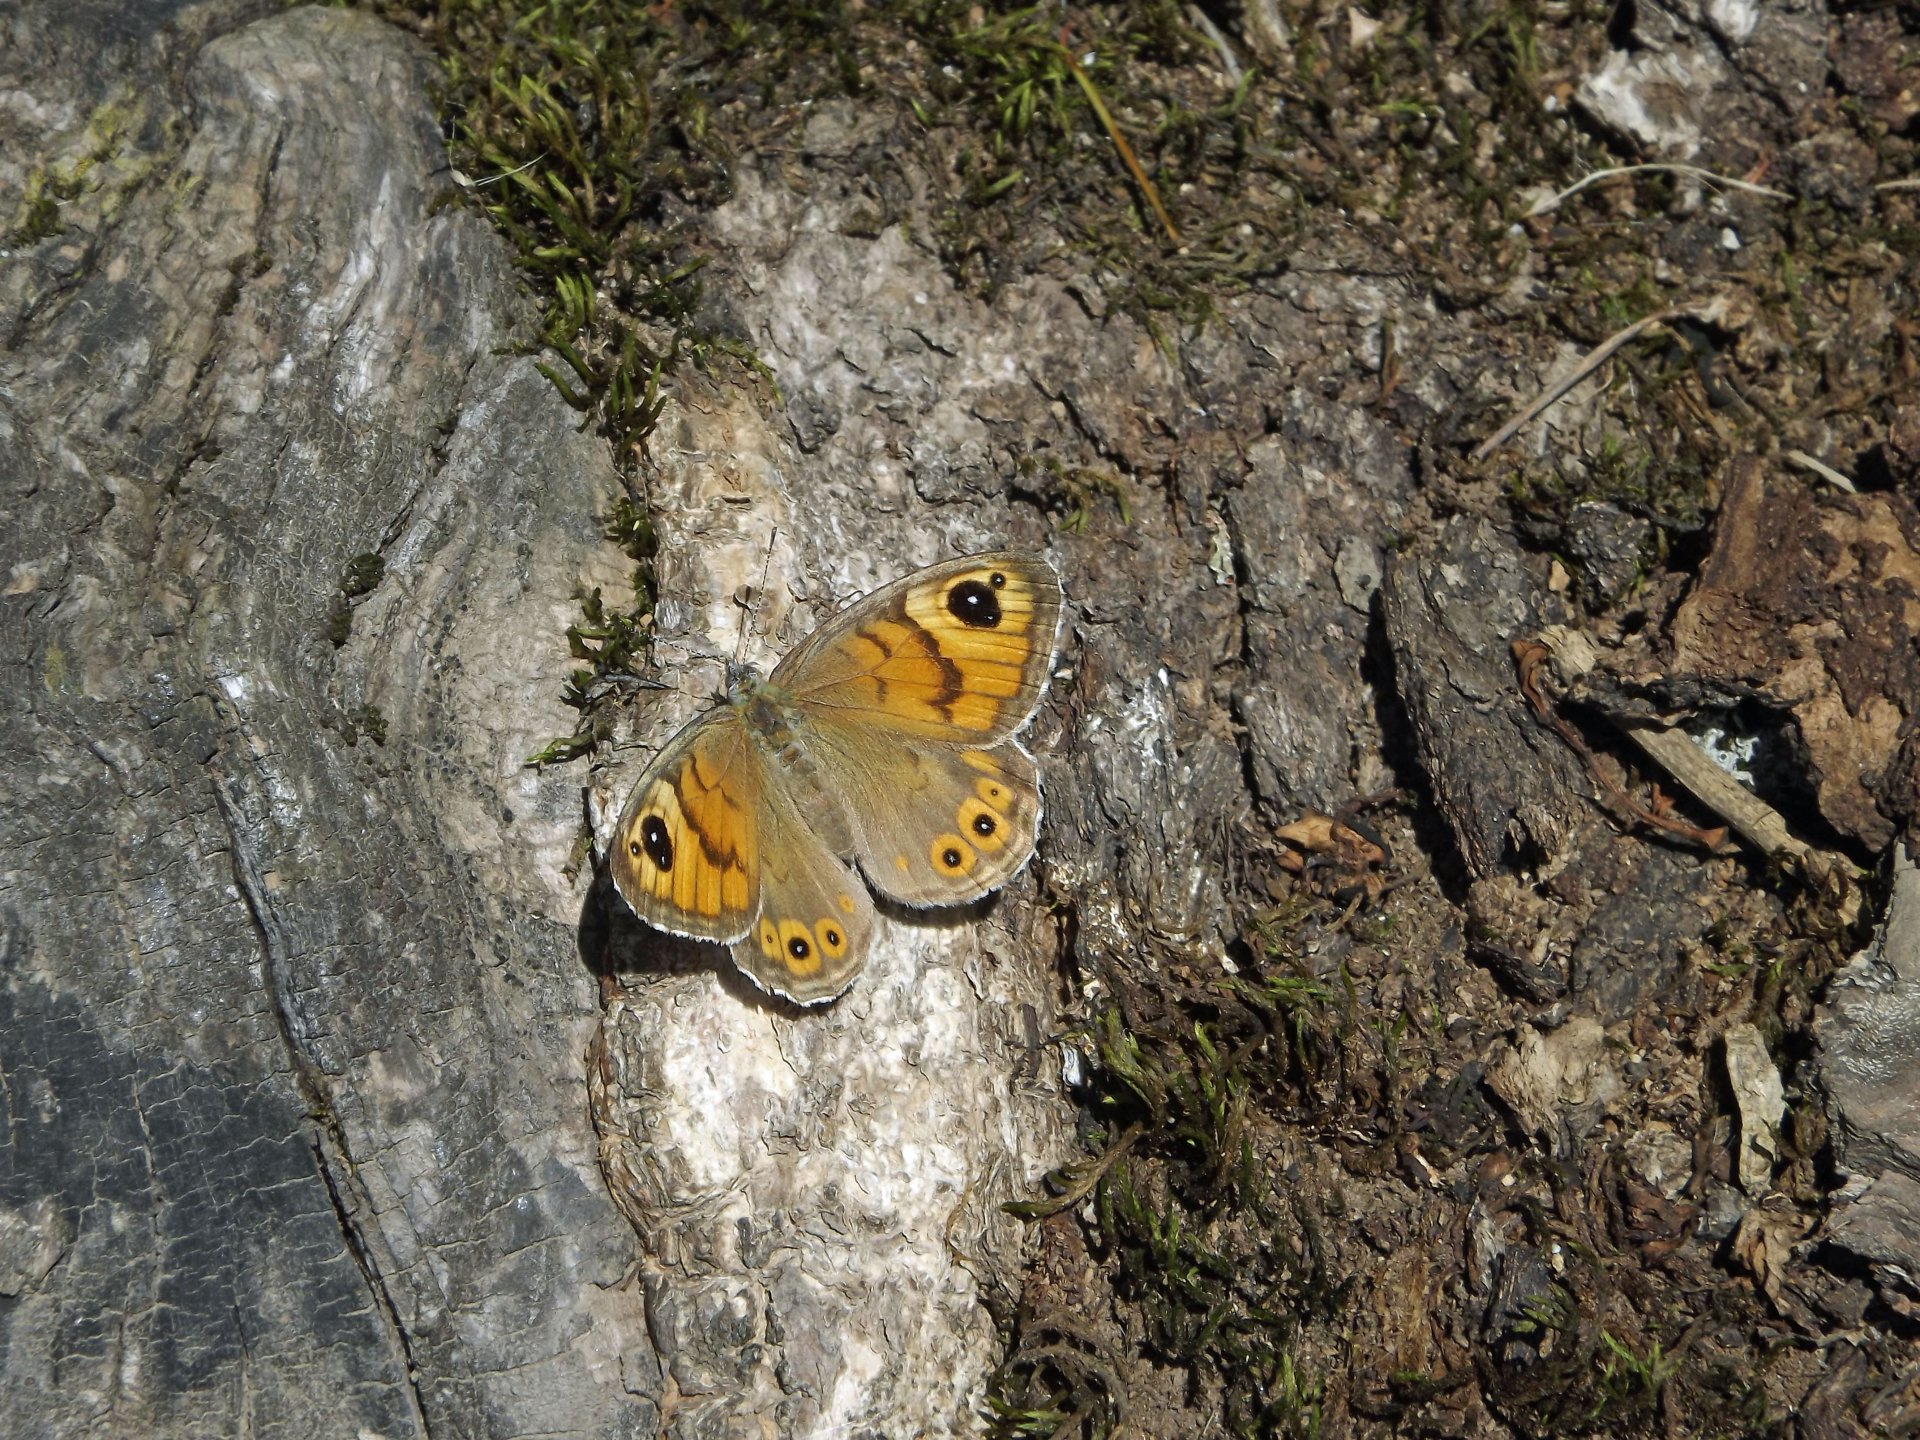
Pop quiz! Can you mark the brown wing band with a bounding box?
[853,615,967,721]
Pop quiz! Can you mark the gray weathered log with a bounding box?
[0,5,1423,1432]
[3,7,640,1436]
[15,0,1897,1433]
[1819,849,1920,1312]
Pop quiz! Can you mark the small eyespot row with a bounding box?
[758,916,826,975]
[931,833,976,875]
[816,919,848,959]
[956,784,1014,855]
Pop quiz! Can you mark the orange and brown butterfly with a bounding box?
[608,552,1064,1004]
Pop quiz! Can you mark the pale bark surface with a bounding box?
[572,89,1415,1433]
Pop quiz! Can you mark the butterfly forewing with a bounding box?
[774,553,1062,745]
[608,551,1063,1004]
[609,713,764,944]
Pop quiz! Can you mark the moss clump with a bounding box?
[341,704,389,747]
[375,0,764,465]
[997,914,1349,1438]
[325,552,390,647]
[324,595,354,648]
[8,100,138,245]
[1011,453,1134,533]
[526,497,661,767]
[340,552,387,598]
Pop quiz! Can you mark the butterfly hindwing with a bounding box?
[609,712,762,944]
[798,728,1044,907]
[728,793,877,1005]
[608,551,1062,1004]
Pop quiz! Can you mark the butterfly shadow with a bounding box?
[871,888,1006,932]
[577,864,816,1018]
[579,868,1018,1016]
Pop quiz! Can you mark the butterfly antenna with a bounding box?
[732,528,779,673]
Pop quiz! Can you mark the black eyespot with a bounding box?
[640,815,674,871]
[787,934,812,960]
[973,814,997,836]
[947,578,1002,629]
[942,846,963,869]
[824,927,841,945]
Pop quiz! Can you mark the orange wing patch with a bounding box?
[791,560,1054,734]
[609,723,759,943]
[899,564,1045,733]
[629,756,754,919]
[609,552,1060,1004]
[775,553,1060,747]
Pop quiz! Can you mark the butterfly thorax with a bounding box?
[727,667,858,857]
[727,668,799,753]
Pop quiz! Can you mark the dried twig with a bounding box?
[1185,4,1243,86]
[1513,637,1730,852]
[1526,626,1833,871]
[1472,308,1682,462]
[1784,449,1859,493]
[1525,163,1792,217]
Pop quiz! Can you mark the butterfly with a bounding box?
[608,552,1064,1005]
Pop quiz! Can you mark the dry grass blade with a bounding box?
[1054,40,1181,246]
[1472,307,1683,461]
[1525,163,1792,216]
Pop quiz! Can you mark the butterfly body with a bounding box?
[610,553,1063,1004]
[726,668,860,854]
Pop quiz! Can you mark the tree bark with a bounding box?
[4,7,637,1435]
[9,0,1912,1436]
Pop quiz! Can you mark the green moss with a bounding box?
[1506,425,1713,547]
[986,1343,1125,1440]
[11,169,78,246]
[326,552,389,647]
[1595,1331,1682,1417]
[324,595,354,648]
[341,703,389,746]
[370,0,759,464]
[525,499,662,766]
[1012,454,1133,533]
[998,910,1348,1436]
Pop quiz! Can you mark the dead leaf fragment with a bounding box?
[1723,1023,1786,1193]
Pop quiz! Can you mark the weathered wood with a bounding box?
[3,8,638,1435]
[1381,517,1588,878]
